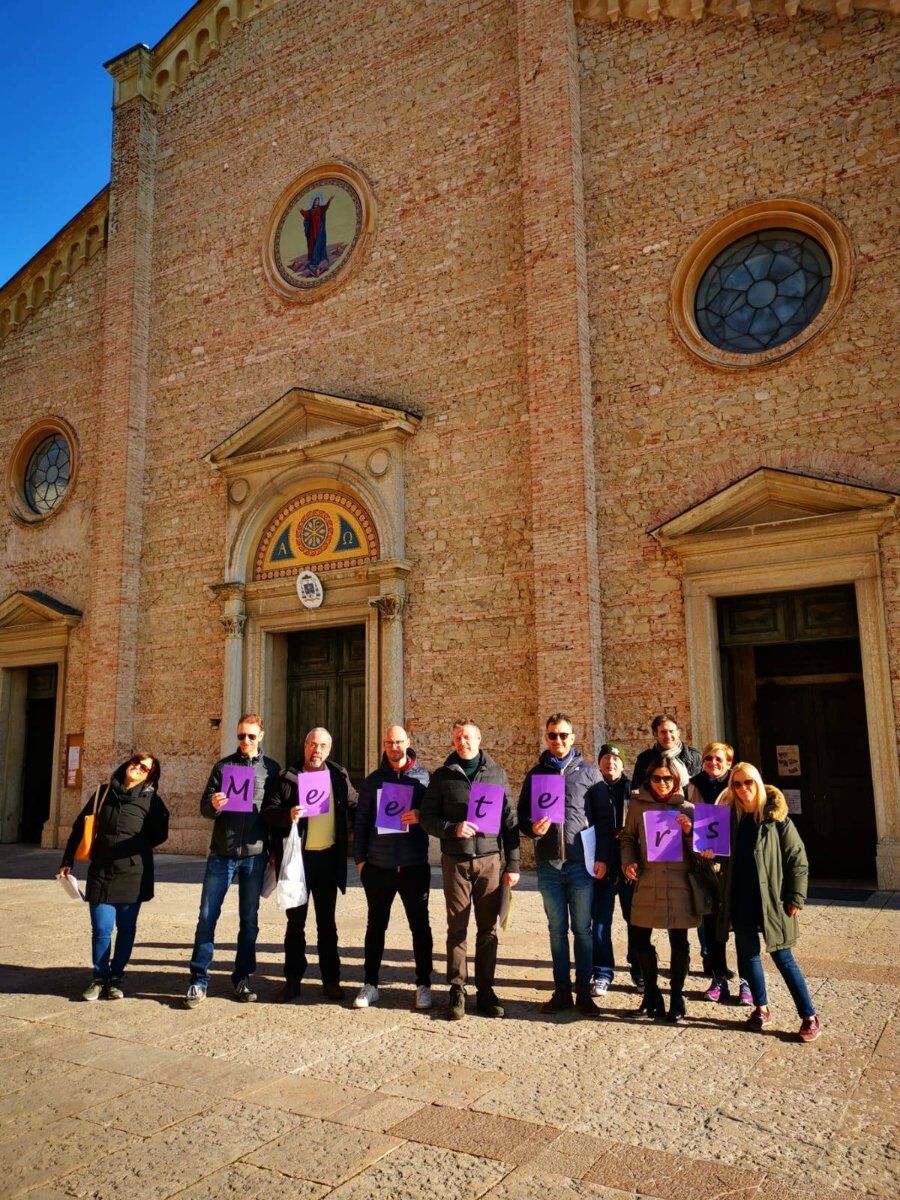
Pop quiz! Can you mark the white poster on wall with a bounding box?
[776,745,801,776]
[783,789,802,814]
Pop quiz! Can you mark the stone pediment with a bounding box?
[0,590,81,633]
[652,469,898,547]
[204,388,421,477]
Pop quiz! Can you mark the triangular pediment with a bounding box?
[653,469,898,543]
[204,388,421,470]
[0,590,82,632]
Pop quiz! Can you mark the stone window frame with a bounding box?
[6,417,79,526]
[262,160,377,304]
[670,199,854,370]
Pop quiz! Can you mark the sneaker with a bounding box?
[590,978,610,996]
[233,978,257,1003]
[105,978,125,1001]
[322,980,345,1002]
[184,983,207,1009]
[799,1015,822,1043]
[353,984,380,1009]
[737,981,754,1006]
[82,979,104,1002]
[414,985,433,1011]
[475,990,505,1019]
[704,978,726,1003]
[575,990,601,1016]
[745,1005,771,1030]
[541,989,574,1014]
[446,984,466,1021]
[272,977,302,1004]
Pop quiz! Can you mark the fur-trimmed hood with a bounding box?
[762,784,789,823]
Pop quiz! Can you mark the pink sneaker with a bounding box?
[704,978,727,1003]
[745,1005,771,1030]
[799,1016,822,1043]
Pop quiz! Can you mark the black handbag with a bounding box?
[687,859,718,917]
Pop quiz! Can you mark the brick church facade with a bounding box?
[1,0,897,884]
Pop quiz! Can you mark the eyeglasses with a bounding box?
[547,732,573,740]
[650,774,675,784]
[128,759,153,774]
[733,780,756,790]
[237,733,259,741]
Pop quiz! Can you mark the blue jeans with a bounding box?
[592,874,637,983]
[734,923,815,1019]
[189,852,266,986]
[536,859,594,991]
[90,902,141,980]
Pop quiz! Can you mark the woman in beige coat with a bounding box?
[621,750,700,1021]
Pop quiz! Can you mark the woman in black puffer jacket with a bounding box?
[59,753,168,1001]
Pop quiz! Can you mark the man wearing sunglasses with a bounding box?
[184,713,280,1008]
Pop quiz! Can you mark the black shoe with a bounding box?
[541,989,574,1014]
[575,990,600,1016]
[233,977,257,1003]
[637,990,666,1020]
[630,970,645,992]
[446,985,466,1021]
[322,980,345,1002]
[475,990,504,1018]
[272,977,302,1004]
[667,995,686,1024]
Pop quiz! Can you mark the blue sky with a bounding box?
[1,2,191,286]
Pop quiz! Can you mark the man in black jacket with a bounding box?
[185,714,280,1007]
[632,715,702,791]
[353,724,433,1011]
[420,718,519,1020]
[590,743,640,995]
[262,726,358,1003]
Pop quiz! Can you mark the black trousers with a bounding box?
[631,925,690,998]
[361,862,433,987]
[284,846,341,983]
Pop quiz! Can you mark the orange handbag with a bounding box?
[73,783,110,862]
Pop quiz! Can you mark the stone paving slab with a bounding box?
[0,846,897,1199]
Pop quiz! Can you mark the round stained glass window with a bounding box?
[694,229,832,354]
[24,434,71,514]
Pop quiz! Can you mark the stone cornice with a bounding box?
[0,187,109,345]
[104,0,281,113]
[575,0,895,21]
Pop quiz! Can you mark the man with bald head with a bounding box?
[353,725,433,1010]
[263,726,357,1003]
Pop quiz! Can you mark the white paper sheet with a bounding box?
[58,873,85,901]
[581,825,596,876]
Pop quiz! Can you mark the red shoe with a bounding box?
[745,1005,771,1030]
[798,1015,822,1043]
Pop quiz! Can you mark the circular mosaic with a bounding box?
[299,510,333,555]
[694,229,832,354]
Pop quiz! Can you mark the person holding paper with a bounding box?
[590,743,641,995]
[420,718,519,1020]
[517,714,613,1015]
[620,752,700,1022]
[184,714,280,1008]
[263,726,358,1003]
[685,742,752,1006]
[714,763,821,1042]
[352,725,433,1010]
[59,753,168,1001]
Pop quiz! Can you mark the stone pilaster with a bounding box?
[515,0,605,750]
[369,593,405,732]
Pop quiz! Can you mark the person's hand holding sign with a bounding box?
[211,792,228,812]
[532,817,551,837]
[675,813,692,835]
[401,809,419,826]
[456,820,477,838]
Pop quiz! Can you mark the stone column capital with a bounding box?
[368,593,405,621]
[220,614,247,640]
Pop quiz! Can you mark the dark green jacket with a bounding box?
[717,785,809,952]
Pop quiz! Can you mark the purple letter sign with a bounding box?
[467,783,504,835]
[297,769,331,816]
[644,809,683,863]
[220,765,255,813]
[530,774,565,825]
[692,803,730,856]
[377,782,414,832]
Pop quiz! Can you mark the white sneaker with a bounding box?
[590,978,610,996]
[415,985,433,1010]
[353,984,379,1008]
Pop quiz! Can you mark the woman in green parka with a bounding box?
[716,762,821,1043]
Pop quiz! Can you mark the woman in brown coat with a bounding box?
[621,750,700,1022]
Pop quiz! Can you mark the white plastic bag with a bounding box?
[261,860,277,900]
[275,823,308,911]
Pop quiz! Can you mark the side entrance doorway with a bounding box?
[719,584,876,882]
[285,624,366,788]
[0,663,58,844]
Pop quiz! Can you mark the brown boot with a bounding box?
[272,976,302,1004]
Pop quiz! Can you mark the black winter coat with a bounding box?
[632,743,702,790]
[262,759,358,893]
[355,751,430,870]
[420,752,520,866]
[201,751,280,858]
[61,777,169,904]
[517,750,614,867]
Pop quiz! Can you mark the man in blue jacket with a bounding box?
[353,724,433,1011]
[184,713,280,1007]
[519,714,614,1015]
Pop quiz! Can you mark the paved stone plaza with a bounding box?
[1,846,897,1199]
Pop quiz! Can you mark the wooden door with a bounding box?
[757,679,876,880]
[286,625,366,787]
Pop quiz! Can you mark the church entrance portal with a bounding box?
[285,625,366,788]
